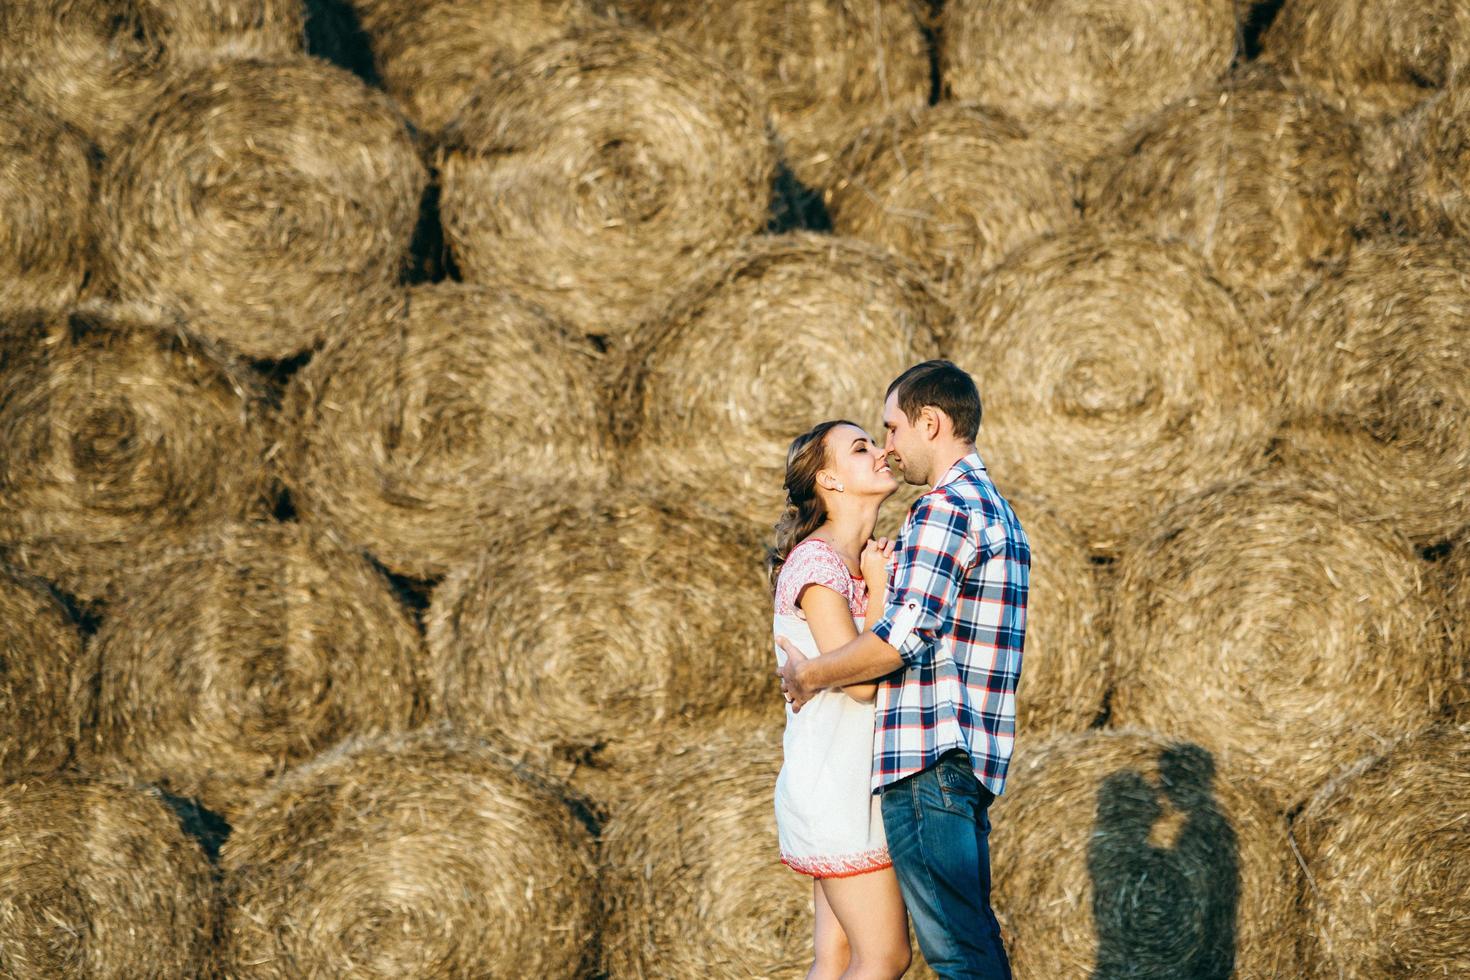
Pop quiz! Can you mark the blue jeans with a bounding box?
[879,749,1012,980]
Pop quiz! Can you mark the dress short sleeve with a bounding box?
[774,539,867,618]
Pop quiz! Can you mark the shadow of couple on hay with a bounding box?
[1088,743,1239,980]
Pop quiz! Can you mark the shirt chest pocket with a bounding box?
[976,522,1006,562]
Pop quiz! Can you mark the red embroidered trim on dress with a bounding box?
[781,848,893,879]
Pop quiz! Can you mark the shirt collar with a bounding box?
[933,451,985,490]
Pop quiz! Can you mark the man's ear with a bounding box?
[920,405,945,441]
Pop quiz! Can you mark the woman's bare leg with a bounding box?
[809,877,852,979]
[817,867,911,979]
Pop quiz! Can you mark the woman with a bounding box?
[769,419,911,980]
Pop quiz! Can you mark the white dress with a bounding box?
[772,539,891,878]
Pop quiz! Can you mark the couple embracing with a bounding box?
[770,360,1030,980]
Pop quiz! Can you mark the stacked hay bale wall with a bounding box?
[1293,725,1470,978]
[0,564,91,778]
[946,228,1274,555]
[85,520,424,819]
[220,729,599,979]
[0,303,274,602]
[1082,70,1365,314]
[1260,0,1470,122]
[1375,85,1470,239]
[599,722,813,978]
[348,0,619,136]
[424,495,775,775]
[0,0,304,150]
[0,96,94,315]
[98,55,426,360]
[281,283,613,579]
[1006,496,1109,735]
[1108,480,1461,806]
[615,0,933,190]
[990,730,1303,978]
[1270,238,1470,544]
[826,102,1078,296]
[0,774,216,979]
[616,232,946,527]
[940,0,1237,163]
[435,28,777,341]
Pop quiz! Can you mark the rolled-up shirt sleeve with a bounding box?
[870,493,979,668]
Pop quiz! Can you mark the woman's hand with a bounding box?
[860,536,895,587]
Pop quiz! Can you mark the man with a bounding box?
[778,359,1029,980]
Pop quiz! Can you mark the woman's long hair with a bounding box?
[767,419,858,593]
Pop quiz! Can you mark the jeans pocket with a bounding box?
[936,756,980,813]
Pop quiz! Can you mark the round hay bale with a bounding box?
[350,0,618,135]
[1108,480,1459,805]
[617,0,932,190]
[98,56,426,360]
[1380,85,1470,238]
[826,103,1077,297]
[1260,0,1470,121]
[85,520,423,819]
[1294,725,1470,978]
[1269,238,1470,544]
[425,494,773,766]
[0,303,273,602]
[940,0,1235,136]
[1008,495,1108,735]
[220,728,598,979]
[616,233,946,525]
[0,773,215,979]
[0,0,303,150]
[990,729,1303,978]
[434,28,777,340]
[0,95,92,315]
[1083,70,1365,305]
[282,284,613,579]
[0,564,90,778]
[947,228,1274,554]
[600,721,813,978]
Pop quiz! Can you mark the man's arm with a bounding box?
[780,493,977,710]
[777,631,902,709]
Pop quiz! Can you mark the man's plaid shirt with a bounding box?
[868,452,1029,797]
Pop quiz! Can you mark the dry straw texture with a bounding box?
[282,284,612,579]
[85,520,424,819]
[1007,495,1108,735]
[0,303,273,602]
[991,730,1302,978]
[617,233,946,526]
[1378,85,1470,239]
[0,774,215,979]
[0,0,303,149]
[1270,239,1470,544]
[0,96,92,315]
[1261,0,1470,121]
[0,564,90,778]
[1294,725,1470,978]
[947,229,1273,555]
[435,28,777,340]
[220,729,599,979]
[1084,71,1364,307]
[1108,480,1459,806]
[350,0,618,135]
[941,0,1235,159]
[618,0,932,189]
[425,495,773,767]
[99,56,425,360]
[826,103,1077,297]
[600,722,812,978]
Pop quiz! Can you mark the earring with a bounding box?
[835,483,845,492]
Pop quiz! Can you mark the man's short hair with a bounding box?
[886,360,981,442]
